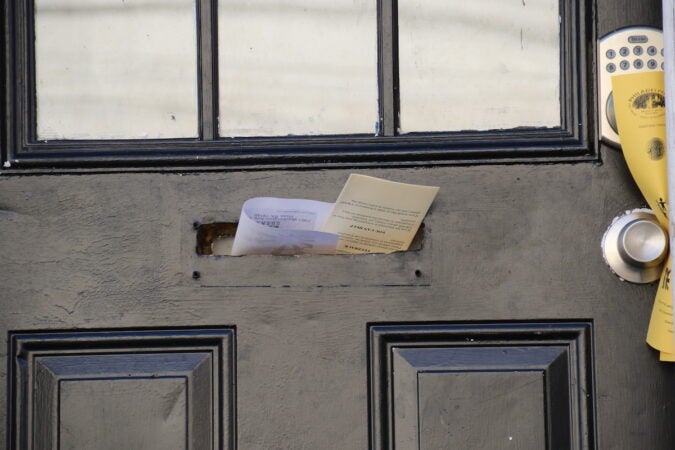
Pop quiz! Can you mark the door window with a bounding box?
[218,0,377,137]
[398,0,561,133]
[2,0,592,170]
[35,0,199,140]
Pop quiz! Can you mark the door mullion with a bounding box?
[378,0,399,137]
[198,0,218,140]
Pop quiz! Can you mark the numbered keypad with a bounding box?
[602,42,664,74]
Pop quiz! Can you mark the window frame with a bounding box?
[1,0,595,172]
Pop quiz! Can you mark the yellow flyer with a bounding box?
[321,174,438,254]
[646,260,674,360]
[613,71,672,359]
[612,72,668,227]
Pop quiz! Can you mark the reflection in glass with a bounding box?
[218,0,377,137]
[35,0,198,140]
[398,0,561,133]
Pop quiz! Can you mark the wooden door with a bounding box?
[1,0,673,449]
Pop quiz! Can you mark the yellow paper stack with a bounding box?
[612,71,673,361]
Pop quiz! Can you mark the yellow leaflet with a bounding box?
[613,72,672,360]
[647,259,673,354]
[612,71,668,228]
[321,174,438,254]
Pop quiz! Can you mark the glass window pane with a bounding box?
[398,0,561,133]
[218,0,377,137]
[35,0,198,140]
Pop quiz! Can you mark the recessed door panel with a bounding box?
[417,371,545,449]
[370,323,592,449]
[9,329,235,450]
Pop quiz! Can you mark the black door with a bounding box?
[1,0,673,448]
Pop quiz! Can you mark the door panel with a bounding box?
[1,0,674,449]
[8,329,235,449]
[370,323,591,449]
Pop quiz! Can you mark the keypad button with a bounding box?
[620,60,630,70]
[619,47,630,57]
[648,59,658,69]
[606,49,616,59]
[633,46,643,56]
[634,59,644,69]
[607,63,617,73]
[648,46,658,56]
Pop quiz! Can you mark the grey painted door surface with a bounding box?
[1,1,674,449]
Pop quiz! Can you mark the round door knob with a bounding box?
[602,209,668,283]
